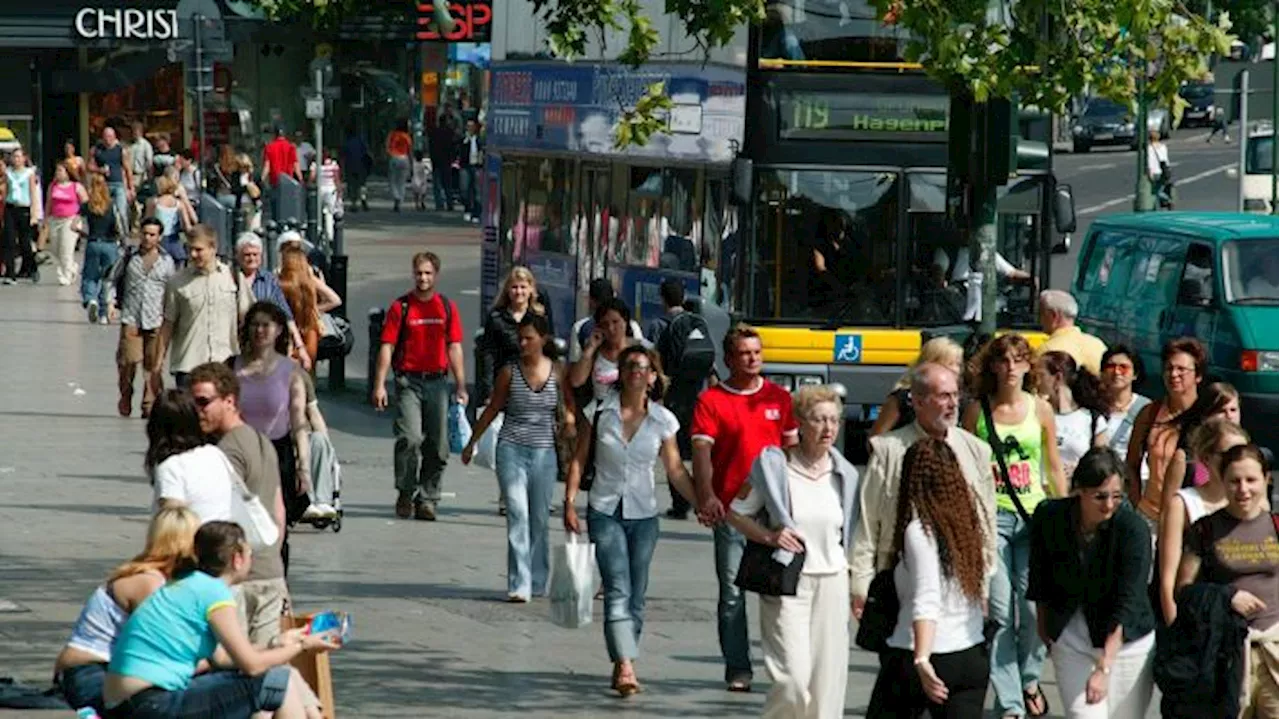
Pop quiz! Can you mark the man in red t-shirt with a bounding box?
[372,251,467,521]
[262,126,300,188]
[690,323,797,692]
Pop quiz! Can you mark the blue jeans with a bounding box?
[588,504,660,662]
[713,522,752,680]
[496,439,557,598]
[104,666,289,719]
[460,166,479,215]
[107,182,129,233]
[81,240,119,308]
[432,166,451,209]
[57,662,106,713]
[989,510,1046,717]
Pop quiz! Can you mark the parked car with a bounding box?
[1178,81,1218,127]
[1073,212,1279,453]
[1073,98,1138,152]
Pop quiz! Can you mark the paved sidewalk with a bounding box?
[0,216,1096,718]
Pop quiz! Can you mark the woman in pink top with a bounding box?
[44,161,88,286]
[234,301,312,525]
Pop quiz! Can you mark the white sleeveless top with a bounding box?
[1178,487,1208,524]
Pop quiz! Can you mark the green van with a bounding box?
[1073,212,1278,452]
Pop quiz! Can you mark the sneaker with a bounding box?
[98,314,109,325]
[1,277,14,286]
[395,492,413,519]
[463,212,472,222]
[316,503,339,518]
[87,300,99,324]
[414,502,437,521]
[302,504,325,520]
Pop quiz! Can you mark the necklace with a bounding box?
[790,450,831,475]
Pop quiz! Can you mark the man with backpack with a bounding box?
[371,251,467,521]
[648,279,717,519]
[109,217,175,418]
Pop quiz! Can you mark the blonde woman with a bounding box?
[477,266,550,408]
[54,506,201,715]
[870,337,964,437]
[145,174,192,264]
[235,153,263,232]
[44,160,88,285]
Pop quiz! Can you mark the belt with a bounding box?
[397,370,447,380]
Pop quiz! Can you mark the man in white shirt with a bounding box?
[459,119,484,223]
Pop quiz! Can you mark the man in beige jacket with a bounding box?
[849,362,998,612]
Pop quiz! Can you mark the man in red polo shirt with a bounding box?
[691,323,798,692]
[372,251,467,521]
[262,125,300,188]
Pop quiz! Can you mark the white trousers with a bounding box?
[1051,630,1155,719]
[47,216,79,284]
[759,571,850,719]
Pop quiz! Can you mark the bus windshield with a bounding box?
[759,0,911,64]
[1247,134,1275,175]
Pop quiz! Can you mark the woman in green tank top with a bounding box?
[962,334,1065,719]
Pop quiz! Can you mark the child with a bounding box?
[411,150,431,211]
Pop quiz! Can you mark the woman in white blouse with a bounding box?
[564,344,697,697]
[727,384,862,719]
[145,389,237,522]
[865,436,991,719]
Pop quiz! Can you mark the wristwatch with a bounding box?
[1092,663,1111,675]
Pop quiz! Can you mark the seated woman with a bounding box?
[54,507,202,714]
[103,521,339,719]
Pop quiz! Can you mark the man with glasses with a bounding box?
[850,362,998,628]
[189,361,290,646]
[109,217,176,418]
[158,225,252,388]
[1035,289,1107,375]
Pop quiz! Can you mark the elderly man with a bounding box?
[850,362,997,614]
[1035,289,1107,374]
[234,233,312,371]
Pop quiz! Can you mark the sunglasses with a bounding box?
[193,395,218,408]
[1101,363,1132,375]
[623,362,652,373]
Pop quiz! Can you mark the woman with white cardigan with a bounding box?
[727,384,861,718]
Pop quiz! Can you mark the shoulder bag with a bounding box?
[578,405,606,492]
[735,539,806,597]
[855,563,900,652]
[981,397,1032,524]
[218,451,280,549]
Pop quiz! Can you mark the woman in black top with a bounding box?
[78,173,121,322]
[476,266,554,408]
[1028,447,1156,719]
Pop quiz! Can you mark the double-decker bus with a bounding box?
[739,0,1071,460]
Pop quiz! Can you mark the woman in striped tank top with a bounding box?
[464,313,576,602]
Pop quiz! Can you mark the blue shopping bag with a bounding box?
[448,401,472,455]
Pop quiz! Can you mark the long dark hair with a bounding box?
[1038,351,1107,417]
[593,298,635,338]
[144,389,211,482]
[892,438,987,602]
[240,301,292,357]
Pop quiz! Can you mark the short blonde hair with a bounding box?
[186,224,218,249]
[155,174,178,196]
[896,336,964,389]
[722,322,761,359]
[793,384,844,421]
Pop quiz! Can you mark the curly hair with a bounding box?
[891,438,988,602]
[966,333,1032,399]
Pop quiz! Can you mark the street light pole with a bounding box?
[1238,70,1249,211]
[194,15,206,166]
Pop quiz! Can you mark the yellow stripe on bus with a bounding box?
[757,59,924,71]
[754,326,1048,366]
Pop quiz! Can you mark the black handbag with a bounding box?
[734,540,806,596]
[855,565,900,652]
[578,406,605,492]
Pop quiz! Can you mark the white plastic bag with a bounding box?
[448,401,472,454]
[473,412,502,470]
[549,534,595,629]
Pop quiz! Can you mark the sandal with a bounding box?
[614,665,640,697]
[1024,686,1049,718]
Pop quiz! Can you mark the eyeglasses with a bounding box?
[1102,363,1132,376]
[623,362,652,373]
[193,395,218,408]
[1090,491,1125,503]
[1165,365,1196,376]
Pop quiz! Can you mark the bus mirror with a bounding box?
[1053,183,1077,235]
[731,157,753,206]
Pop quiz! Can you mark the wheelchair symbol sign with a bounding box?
[833,335,863,364]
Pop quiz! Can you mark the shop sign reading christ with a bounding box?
[75,7,180,40]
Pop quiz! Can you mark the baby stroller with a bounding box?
[296,430,344,533]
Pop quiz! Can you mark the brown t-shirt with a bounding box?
[219,423,285,581]
[1187,508,1280,630]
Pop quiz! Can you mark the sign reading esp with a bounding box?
[416,1,492,42]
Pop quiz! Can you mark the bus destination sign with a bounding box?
[777,90,948,142]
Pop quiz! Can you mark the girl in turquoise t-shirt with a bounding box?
[963,334,1065,719]
[104,522,339,719]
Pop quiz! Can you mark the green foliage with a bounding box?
[1184,0,1272,43]
[237,0,415,29]
[532,0,763,148]
[870,0,1234,115]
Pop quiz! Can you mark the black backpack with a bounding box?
[657,311,715,386]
